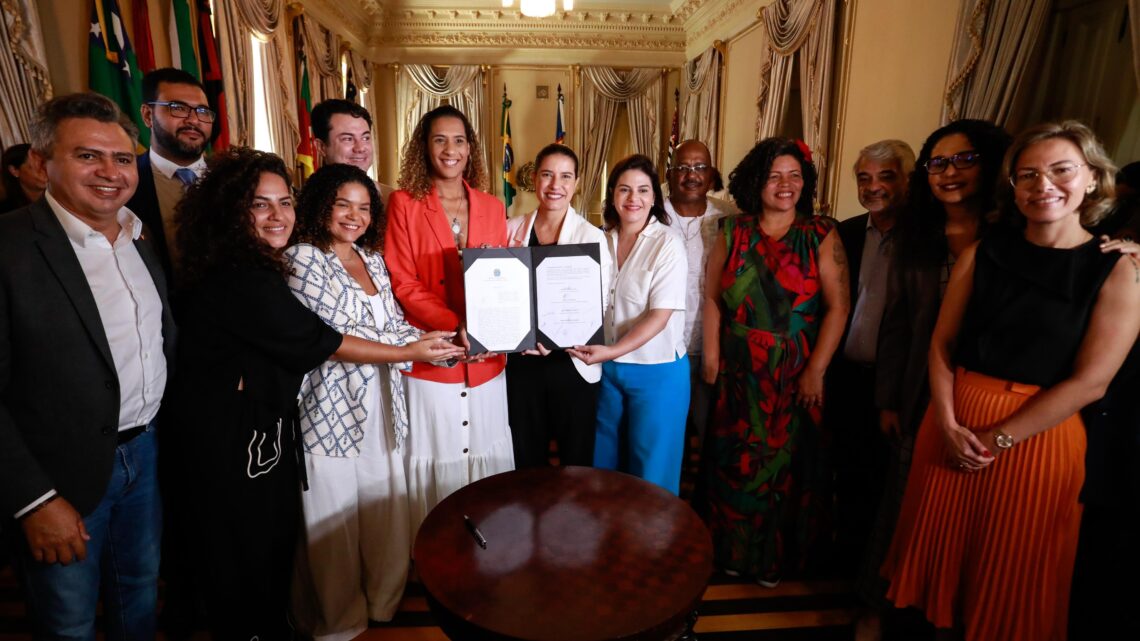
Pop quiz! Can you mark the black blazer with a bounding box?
[125,153,174,279]
[837,213,869,305]
[0,200,176,516]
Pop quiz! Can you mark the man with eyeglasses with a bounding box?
[829,139,914,589]
[663,139,733,498]
[126,68,216,279]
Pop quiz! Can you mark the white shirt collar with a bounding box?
[148,148,206,180]
[45,190,143,248]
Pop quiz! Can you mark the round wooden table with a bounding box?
[413,466,713,641]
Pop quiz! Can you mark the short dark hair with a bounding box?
[175,147,293,286]
[294,163,386,252]
[534,143,578,175]
[142,67,206,103]
[311,99,373,143]
[29,93,139,157]
[2,143,31,198]
[728,138,817,215]
[602,154,669,229]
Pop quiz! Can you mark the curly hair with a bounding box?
[602,154,669,230]
[293,163,385,252]
[728,137,817,215]
[997,120,1116,228]
[175,147,293,286]
[397,105,487,200]
[894,119,1012,268]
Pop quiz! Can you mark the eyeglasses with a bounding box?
[925,152,981,174]
[1009,163,1087,188]
[671,163,710,175]
[148,101,217,123]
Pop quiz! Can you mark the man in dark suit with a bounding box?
[310,98,396,202]
[127,68,215,279]
[827,139,914,580]
[0,93,174,639]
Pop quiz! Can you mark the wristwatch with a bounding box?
[993,429,1015,450]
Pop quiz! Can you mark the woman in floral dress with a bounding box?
[701,138,850,586]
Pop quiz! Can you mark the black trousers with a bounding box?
[825,357,890,578]
[506,351,599,468]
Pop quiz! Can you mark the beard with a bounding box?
[153,122,208,162]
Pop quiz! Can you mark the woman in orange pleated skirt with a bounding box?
[882,121,1140,641]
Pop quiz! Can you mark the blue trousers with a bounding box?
[594,355,690,494]
[16,425,161,641]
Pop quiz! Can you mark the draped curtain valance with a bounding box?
[576,67,663,213]
[754,0,836,212]
[395,64,488,175]
[0,0,52,148]
[299,15,341,103]
[681,46,723,164]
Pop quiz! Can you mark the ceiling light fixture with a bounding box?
[503,0,573,18]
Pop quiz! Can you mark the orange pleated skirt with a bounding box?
[882,369,1085,641]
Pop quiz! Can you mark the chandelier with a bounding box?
[503,0,574,18]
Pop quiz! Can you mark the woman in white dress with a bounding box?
[285,163,462,640]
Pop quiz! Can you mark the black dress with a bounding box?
[504,226,599,468]
[167,266,341,640]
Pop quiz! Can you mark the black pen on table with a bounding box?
[464,514,488,549]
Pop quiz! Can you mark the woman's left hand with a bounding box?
[795,366,825,408]
[566,344,613,366]
[1099,234,1139,255]
[521,342,553,357]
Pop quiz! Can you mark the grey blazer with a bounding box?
[0,200,176,516]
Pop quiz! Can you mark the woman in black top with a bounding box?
[167,148,461,640]
[0,143,45,212]
[882,121,1140,641]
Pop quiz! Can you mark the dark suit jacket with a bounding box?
[125,153,174,279]
[837,213,869,308]
[0,200,176,517]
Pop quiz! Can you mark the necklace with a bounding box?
[679,215,702,244]
[441,195,467,248]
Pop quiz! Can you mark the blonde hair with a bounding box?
[1000,120,1116,227]
[397,105,488,200]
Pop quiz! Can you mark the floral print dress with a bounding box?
[704,214,834,578]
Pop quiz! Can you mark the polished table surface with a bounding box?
[413,466,713,641]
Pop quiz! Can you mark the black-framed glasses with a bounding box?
[1009,163,1087,188]
[925,152,981,174]
[671,163,711,175]
[148,101,217,123]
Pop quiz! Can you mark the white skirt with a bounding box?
[295,370,410,640]
[404,370,515,543]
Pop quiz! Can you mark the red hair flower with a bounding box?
[794,139,813,164]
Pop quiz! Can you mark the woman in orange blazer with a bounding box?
[384,105,515,535]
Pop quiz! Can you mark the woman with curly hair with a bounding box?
[882,121,1140,641]
[168,148,460,640]
[383,105,514,535]
[700,138,850,586]
[566,154,688,494]
[283,163,431,638]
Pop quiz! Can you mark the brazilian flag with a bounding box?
[501,92,516,210]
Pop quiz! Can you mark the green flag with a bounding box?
[501,91,516,210]
[169,0,200,79]
[88,0,147,146]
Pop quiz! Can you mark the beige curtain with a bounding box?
[299,15,341,102]
[681,46,722,162]
[215,0,298,168]
[1130,0,1140,92]
[942,0,1051,124]
[0,0,51,147]
[755,0,836,211]
[345,49,373,94]
[395,64,488,172]
[576,67,662,213]
[754,0,836,210]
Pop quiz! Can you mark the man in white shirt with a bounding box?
[663,139,733,494]
[311,99,395,203]
[0,93,174,639]
[127,68,216,278]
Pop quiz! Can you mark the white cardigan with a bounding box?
[506,206,610,384]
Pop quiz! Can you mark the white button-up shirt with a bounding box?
[46,191,167,431]
[664,198,733,354]
[603,217,688,365]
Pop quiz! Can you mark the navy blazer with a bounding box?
[0,200,176,516]
[125,153,174,279]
